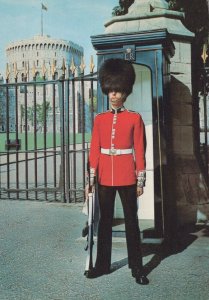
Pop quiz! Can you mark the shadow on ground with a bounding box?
[109,224,209,275]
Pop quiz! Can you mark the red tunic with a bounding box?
[89,108,146,186]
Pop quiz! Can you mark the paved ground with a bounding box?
[0,200,209,300]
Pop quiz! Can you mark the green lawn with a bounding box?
[0,132,91,152]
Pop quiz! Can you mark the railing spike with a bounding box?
[24,61,27,80]
[70,57,76,75]
[14,62,18,79]
[201,44,208,65]
[42,60,47,78]
[32,61,37,78]
[26,61,29,78]
[80,56,86,74]
[62,58,66,76]
[89,55,95,73]
[5,63,10,81]
[51,59,56,77]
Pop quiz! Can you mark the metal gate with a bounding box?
[0,68,97,202]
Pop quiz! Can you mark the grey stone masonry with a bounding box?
[105,0,194,38]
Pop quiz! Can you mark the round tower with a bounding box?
[6,35,83,81]
[5,35,84,134]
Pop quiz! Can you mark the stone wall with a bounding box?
[169,39,209,225]
[170,40,193,155]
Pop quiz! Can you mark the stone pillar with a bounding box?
[170,41,193,155]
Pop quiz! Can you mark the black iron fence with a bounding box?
[0,69,97,202]
[199,66,209,185]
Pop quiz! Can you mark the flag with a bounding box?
[42,3,47,11]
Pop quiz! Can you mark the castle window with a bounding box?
[55,52,56,57]
[37,52,39,56]
[23,54,24,58]
[37,60,39,66]
[22,61,24,67]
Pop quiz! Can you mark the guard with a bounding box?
[87,58,149,285]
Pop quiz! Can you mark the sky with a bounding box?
[0,0,118,76]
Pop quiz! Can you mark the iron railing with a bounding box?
[0,71,97,202]
[199,66,209,185]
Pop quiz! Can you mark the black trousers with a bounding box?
[95,184,143,271]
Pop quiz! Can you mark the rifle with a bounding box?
[83,162,96,277]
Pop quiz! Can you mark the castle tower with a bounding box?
[5,35,84,133]
[6,35,83,81]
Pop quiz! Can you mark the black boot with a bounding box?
[85,267,110,279]
[131,268,149,285]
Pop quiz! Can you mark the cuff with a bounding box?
[89,168,96,186]
[137,170,146,188]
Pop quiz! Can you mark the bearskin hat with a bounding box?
[98,58,136,96]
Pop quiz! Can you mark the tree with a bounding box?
[20,102,51,132]
[166,0,209,95]
[27,106,34,127]
[166,0,209,41]
[112,0,134,16]
[36,101,51,128]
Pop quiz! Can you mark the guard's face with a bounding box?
[108,91,126,108]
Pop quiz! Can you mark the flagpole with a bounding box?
[41,3,47,36]
[41,5,43,36]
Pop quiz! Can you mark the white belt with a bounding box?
[101,148,133,155]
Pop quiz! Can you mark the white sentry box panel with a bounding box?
[114,64,154,221]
